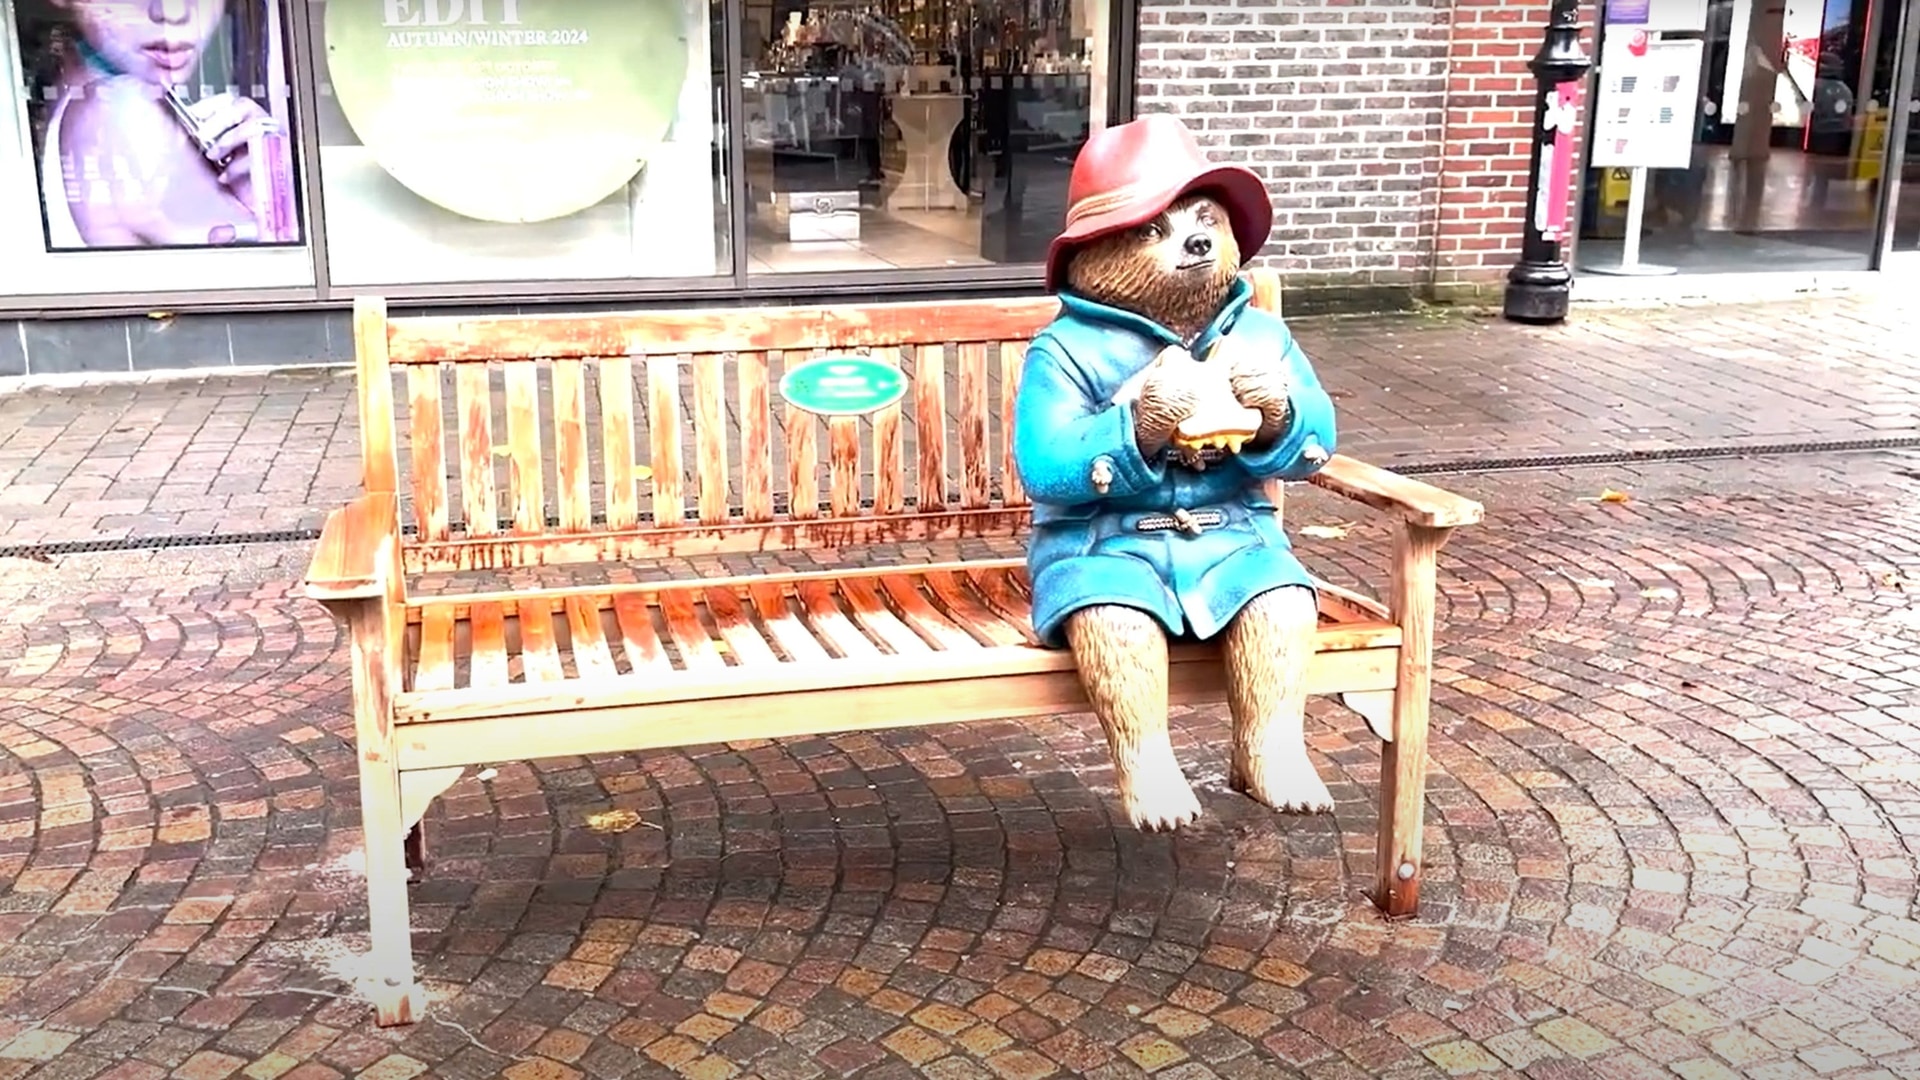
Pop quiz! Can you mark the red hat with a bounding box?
[1045,113,1274,293]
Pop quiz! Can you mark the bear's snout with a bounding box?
[1182,233,1213,259]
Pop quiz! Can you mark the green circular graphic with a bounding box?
[325,0,691,223]
[781,357,909,418]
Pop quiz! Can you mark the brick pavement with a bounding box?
[0,450,1916,1079]
[1,292,1916,549]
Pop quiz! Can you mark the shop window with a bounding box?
[1576,0,1906,275]
[739,0,1112,275]
[307,0,730,287]
[0,0,315,296]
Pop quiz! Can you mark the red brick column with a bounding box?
[1431,0,1600,300]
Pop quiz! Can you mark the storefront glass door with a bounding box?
[1884,0,1920,256]
[1578,0,1912,275]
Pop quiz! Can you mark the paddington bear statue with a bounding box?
[1012,114,1338,832]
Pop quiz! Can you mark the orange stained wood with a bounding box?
[737,353,775,521]
[385,293,1062,363]
[914,343,948,513]
[958,342,991,509]
[377,282,1492,578]
[405,367,449,541]
[598,357,640,530]
[693,353,730,525]
[393,563,1399,706]
[318,269,1490,1027]
[386,328,1059,570]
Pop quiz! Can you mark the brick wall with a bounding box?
[1132,0,1597,303]
[1133,0,1451,296]
[1430,0,1599,294]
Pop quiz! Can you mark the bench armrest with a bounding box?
[1308,455,1484,529]
[306,492,401,602]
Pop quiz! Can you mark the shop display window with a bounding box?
[306,0,730,287]
[738,0,1111,275]
[0,0,316,296]
[1576,0,1906,275]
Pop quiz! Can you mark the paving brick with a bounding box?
[3,315,1919,1080]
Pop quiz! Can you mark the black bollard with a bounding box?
[1502,0,1593,324]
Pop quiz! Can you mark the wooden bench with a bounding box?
[304,269,1484,1026]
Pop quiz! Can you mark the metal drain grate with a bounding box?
[2,434,1914,562]
[1389,434,1920,477]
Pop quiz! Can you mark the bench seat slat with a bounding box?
[659,590,726,669]
[565,597,618,679]
[965,566,1040,644]
[748,584,832,662]
[392,642,1396,770]
[393,568,1401,727]
[705,589,781,666]
[924,570,1029,648]
[415,606,457,691]
[612,593,673,672]
[518,604,565,682]
[391,632,1398,740]
[878,574,985,651]
[839,578,934,655]
[794,580,881,657]
[469,604,510,687]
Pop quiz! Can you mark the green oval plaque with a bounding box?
[780,356,908,418]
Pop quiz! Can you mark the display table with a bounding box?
[886,93,968,212]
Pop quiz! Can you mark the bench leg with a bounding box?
[342,600,423,1027]
[1374,524,1447,919]
[403,822,428,881]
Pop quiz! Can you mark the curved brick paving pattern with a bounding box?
[0,456,1917,1080]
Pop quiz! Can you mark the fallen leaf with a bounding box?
[1598,489,1631,503]
[1680,680,1699,690]
[1298,522,1352,540]
[634,465,653,481]
[1639,587,1677,599]
[585,809,643,834]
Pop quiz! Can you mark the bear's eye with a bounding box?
[1196,205,1217,226]
[1137,222,1164,242]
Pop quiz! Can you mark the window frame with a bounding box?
[0,0,1138,316]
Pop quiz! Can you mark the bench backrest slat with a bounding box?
[359,277,1285,573]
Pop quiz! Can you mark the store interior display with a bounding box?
[1577,0,1911,274]
[310,0,729,287]
[740,0,1103,273]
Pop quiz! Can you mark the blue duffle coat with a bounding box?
[1012,277,1337,647]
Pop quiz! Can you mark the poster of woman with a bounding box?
[11,0,304,251]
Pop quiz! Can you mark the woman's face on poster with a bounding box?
[54,0,227,85]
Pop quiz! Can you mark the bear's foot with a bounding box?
[1117,749,1204,832]
[1230,750,1333,815]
